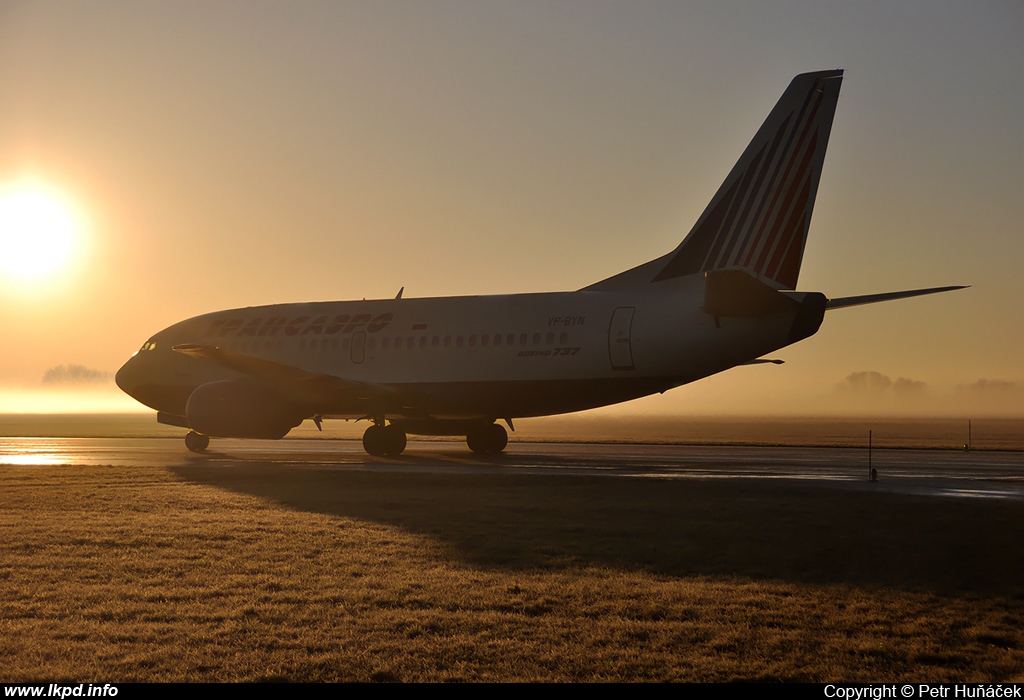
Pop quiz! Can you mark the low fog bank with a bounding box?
[41,364,112,385]
[828,372,1024,417]
[0,363,137,413]
[0,384,143,414]
[629,369,1024,419]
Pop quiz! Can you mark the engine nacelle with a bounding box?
[185,380,304,439]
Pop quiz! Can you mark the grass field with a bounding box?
[2,455,1023,681]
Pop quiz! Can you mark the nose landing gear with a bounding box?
[184,430,210,453]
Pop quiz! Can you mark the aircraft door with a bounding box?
[351,332,365,364]
[608,307,635,370]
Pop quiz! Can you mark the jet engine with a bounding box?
[185,380,304,439]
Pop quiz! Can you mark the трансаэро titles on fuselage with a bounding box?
[115,69,965,456]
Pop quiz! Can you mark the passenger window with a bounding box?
[545,332,554,345]
[444,336,451,347]
[481,334,489,347]
[532,333,541,345]
[519,333,527,346]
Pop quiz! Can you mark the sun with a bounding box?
[0,187,79,281]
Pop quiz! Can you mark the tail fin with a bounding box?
[585,69,843,292]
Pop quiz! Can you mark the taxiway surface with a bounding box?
[1,437,1021,501]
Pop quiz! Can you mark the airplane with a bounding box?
[115,69,965,456]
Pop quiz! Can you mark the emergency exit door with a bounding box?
[608,307,635,370]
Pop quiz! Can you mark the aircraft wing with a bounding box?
[171,344,391,406]
[826,285,967,310]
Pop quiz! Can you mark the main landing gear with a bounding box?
[359,420,509,456]
[466,423,508,454]
[362,423,407,457]
[184,430,210,453]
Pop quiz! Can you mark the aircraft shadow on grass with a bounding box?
[170,459,1024,598]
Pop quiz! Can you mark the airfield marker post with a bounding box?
[869,429,876,481]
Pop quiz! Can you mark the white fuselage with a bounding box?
[116,273,803,424]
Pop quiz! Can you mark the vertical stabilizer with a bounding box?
[585,69,843,292]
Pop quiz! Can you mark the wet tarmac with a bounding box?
[1,436,1022,501]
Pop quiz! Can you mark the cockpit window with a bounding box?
[139,341,157,352]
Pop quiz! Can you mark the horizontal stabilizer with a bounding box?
[826,286,967,310]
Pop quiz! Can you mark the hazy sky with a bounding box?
[0,1,1021,415]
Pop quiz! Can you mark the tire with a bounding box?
[466,428,484,453]
[362,425,388,456]
[382,424,407,456]
[467,423,507,454]
[486,423,508,453]
[185,431,209,453]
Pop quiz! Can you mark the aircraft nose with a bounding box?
[115,355,140,398]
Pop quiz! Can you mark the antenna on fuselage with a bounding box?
[395,287,404,300]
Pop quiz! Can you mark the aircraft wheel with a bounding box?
[362,425,388,457]
[382,424,407,456]
[185,430,209,453]
[487,423,508,452]
[466,428,484,453]
[467,423,507,454]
